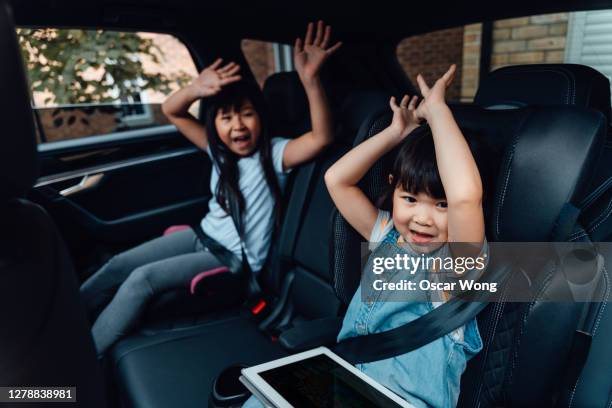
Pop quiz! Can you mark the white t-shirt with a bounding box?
[200,138,290,271]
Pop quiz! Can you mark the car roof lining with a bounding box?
[9,0,612,43]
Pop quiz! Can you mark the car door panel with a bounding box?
[30,126,212,276]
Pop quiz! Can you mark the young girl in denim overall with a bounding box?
[324,65,487,407]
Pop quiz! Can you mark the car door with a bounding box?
[21,28,212,278]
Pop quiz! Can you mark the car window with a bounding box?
[17,29,199,144]
[397,11,612,106]
[242,39,293,87]
[396,24,483,103]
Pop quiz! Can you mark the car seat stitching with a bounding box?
[473,277,511,406]
[586,198,612,234]
[569,232,588,241]
[510,262,557,386]
[495,112,530,239]
[593,266,610,335]
[568,267,609,407]
[495,141,518,237]
[568,374,581,408]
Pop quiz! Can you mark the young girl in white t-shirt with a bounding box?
[80,21,341,356]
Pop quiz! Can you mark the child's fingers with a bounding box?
[223,65,241,77]
[294,37,303,54]
[304,22,314,45]
[389,96,399,111]
[220,75,242,86]
[408,95,418,110]
[399,95,410,108]
[218,62,238,74]
[416,74,430,96]
[325,41,342,55]
[314,20,324,46]
[443,64,457,87]
[321,25,331,49]
[209,58,223,70]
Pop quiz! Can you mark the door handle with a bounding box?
[60,173,104,197]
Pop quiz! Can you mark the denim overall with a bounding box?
[337,228,483,408]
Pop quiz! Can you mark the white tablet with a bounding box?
[240,347,414,408]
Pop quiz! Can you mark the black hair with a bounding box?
[378,125,488,213]
[377,126,443,211]
[204,80,282,229]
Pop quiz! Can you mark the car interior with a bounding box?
[1,0,611,407]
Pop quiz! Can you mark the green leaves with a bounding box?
[17,28,192,105]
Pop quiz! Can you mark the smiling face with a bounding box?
[214,98,261,156]
[391,183,448,253]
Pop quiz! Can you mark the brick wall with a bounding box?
[241,40,276,87]
[396,27,465,101]
[461,24,482,101]
[491,13,568,70]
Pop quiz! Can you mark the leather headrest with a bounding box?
[0,3,38,200]
[475,64,611,124]
[491,106,605,241]
[262,71,309,137]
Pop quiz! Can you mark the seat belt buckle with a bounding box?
[250,300,267,315]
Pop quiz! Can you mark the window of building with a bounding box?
[18,29,199,144]
[241,39,294,87]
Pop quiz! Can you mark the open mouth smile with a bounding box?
[409,229,435,243]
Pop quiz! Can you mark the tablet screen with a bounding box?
[259,354,403,408]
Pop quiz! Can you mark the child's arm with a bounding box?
[325,95,420,240]
[415,65,485,246]
[282,21,342,170]
[162,59,241,150]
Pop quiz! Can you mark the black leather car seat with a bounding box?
[330,104,608,407]
[475,63,612,243]
[109,75,391,407]
[0,2,107,406]
[474,64,612,407]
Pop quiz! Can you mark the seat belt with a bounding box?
[332,260,512,364]
[192,188,264,309]
[332,200,601,365]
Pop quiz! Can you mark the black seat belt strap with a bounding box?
[332,262,512,364]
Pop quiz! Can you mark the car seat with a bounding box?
[108,76,391,407]
[330,100,608,407]
[0,3,107,406]
[474,64,612,408]
[474,63,612,243]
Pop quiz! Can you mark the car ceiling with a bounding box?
[9,0,612,42]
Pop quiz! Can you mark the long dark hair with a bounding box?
[204,80,282,229]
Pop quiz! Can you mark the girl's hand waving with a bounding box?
[294,21,342,86]
[389,94,420,139]
[191,58,242,98]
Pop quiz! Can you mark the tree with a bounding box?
[17,28,192,105]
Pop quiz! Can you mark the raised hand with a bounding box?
[414,64,456,120]
[389,94,421,138]
[191,58,241,98]
[294,21,342,85]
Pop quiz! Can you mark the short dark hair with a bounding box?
[377,125,488,213]
[378,126,444,211]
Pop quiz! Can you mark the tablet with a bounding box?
[241,347,414,408]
